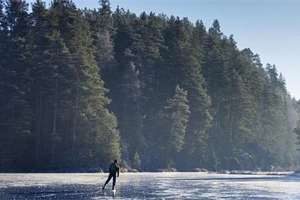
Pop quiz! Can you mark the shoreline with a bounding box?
[0,170,295,176]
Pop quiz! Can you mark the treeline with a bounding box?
[0,0,299,172]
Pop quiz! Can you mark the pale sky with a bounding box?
[26,0,300,100]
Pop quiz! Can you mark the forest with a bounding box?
[0,0,300,172]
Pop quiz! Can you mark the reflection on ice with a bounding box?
[0,172,300,199]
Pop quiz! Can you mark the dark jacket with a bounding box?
[109,163,119,175]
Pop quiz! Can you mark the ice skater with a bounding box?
[102,160,120,192]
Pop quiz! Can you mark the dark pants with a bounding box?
[103,173,116,190]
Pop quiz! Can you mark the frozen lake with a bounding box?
[0,172,300,199]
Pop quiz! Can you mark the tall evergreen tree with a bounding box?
[160,86,190,168]
[162,17,212,169]
[86,0,115,70]
[0,0,32,170]
[108,8,145,167]
[130,12,166,168]
[59,0,119,167]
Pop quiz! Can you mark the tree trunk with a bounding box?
[50,78,58,166]
[35,90,42,168]
[71,73,79,163]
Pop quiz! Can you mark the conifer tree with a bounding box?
[161,86,190,168]
[94,0,114,68]
[163,17,212,169]
[29,0,76,168]
[0,0,32,170]
[46,0,120,168]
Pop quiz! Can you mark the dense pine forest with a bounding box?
[0,0,300,172]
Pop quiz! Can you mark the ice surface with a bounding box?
[0,172,300,199]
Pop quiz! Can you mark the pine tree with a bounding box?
[131,12,166,168]
[46,0,120,168]
[161,86,190,168]
[109,8,145,166]
[29,0,76,168]
[162,17,212,169]
[94,0,114,68]
[0,0,32,170]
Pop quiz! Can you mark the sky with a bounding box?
[26,0,300,99]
